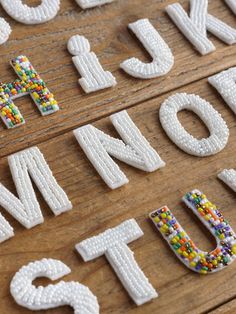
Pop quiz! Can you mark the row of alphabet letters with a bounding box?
[9,188,236,311]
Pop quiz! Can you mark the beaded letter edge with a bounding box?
[208,67,236,115]
[68,34,116,93]
[0,17,11,44]
[218,169,236,192]
[75,0,114,9]
[166,0,236,55]
[159,93,229,157]
[150,190,236,274]
[0,147,72,231]
[1,0,60,25]
[120,18,174,79]
[76,219,158,305]
[74,110,165,189]
[0,55,59,129]
[0,212,14,243]
[10,258,99,313]
[226,0,236,15]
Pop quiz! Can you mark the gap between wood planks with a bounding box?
[206,296,236,313]
[0,65,232,160]
[1,0,236,157]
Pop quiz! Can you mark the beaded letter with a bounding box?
[150,190,236,274]
[74,110,165,189]
[76,219,158,305]
[68,35,117,93]
[11,258,99,313]
[120,19,174,79]
[0,17,11,44]
[226,0,236,15]
[0,147,72,229]
[0,55,59,129]
[208,67,236,115]
[76,0,114,9]
[166,0,236,55]
[0,212,14,243]
[1,0,60,25]
[159,93,229,157]
[218,169,236,193]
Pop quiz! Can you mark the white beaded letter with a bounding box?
[218,169,236,192]
[1,0,60,25]
[76,0,114,9]
[208,67,236,115]
[0,17,11,44]
[0,213,14,243]
[166,0,236,55]
[10,258,99,313]
[159,93,229,157]
[68,34,117,93]
[120,19,174,79]
[74,110,165,189]
[226,0,236,15]
[0,147,72,229]
[76,219,158,305]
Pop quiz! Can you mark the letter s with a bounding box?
[10,258,99,313]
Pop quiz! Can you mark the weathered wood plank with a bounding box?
[1,77,236,313]
[208,299,236,314]
[1,0,236,157]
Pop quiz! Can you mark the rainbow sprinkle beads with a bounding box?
[150,190,236,274]
[0,55,59,129]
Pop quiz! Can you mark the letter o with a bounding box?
[1,0,60,25]
[159,93,229,156]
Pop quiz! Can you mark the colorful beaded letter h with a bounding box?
[150,190,236,274]
[0,56,59,129]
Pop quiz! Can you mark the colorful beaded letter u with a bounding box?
[0,56,59,129]
[150,190,236,274]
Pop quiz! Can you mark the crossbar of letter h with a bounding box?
[0,55,59,129]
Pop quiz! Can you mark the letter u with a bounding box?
[150,189,236,274]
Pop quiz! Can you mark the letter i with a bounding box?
[67,34,117,93]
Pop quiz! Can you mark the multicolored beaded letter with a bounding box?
[150,190,236,274]
[0,55,59,129]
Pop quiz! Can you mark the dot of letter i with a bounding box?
[0,55,59,129]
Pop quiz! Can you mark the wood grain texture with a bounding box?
[1,0,236,157]
[1,77,236,314]
[0,0,236,313]
[208,299,236,314]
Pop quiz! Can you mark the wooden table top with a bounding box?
[0,0,236,313]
